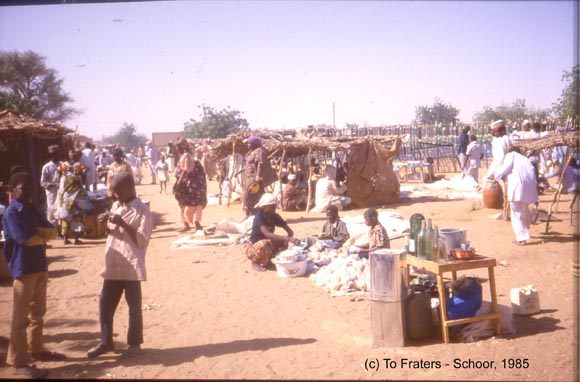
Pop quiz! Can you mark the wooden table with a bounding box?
[406,255,501,343]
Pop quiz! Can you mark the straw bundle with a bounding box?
[511,131,580,151]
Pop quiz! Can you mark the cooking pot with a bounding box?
[439,228,467,259]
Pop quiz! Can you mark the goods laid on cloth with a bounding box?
[309,248,370,296]
[171,231,236,249]
[401,175,481,201]
[171,216,253,249]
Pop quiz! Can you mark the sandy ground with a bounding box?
[0,169,576,380]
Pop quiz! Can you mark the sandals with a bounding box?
[178,224,191,233]
[15,364,46,378]
[31,350,67,361]
[252,263,267,272]
[513,240,527,246]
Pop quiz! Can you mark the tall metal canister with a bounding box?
[370,249,408,348]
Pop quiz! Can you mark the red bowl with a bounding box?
[451,248,476,260]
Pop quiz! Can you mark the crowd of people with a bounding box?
[1,122,576,377]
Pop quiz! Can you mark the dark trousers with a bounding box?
[99,279,143,347]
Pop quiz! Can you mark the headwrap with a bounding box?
[247,136,262,147]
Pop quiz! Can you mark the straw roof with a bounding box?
[0,109,73,140]
[207,130,401,161]
[511,130,580,151]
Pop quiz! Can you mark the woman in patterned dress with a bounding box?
[58,148,90,245]
[173,139,207,232]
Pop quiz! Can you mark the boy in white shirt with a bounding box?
[87,172,153,358]
[465,134,484,182]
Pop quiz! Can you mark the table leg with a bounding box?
[436,272,450,343]
[451,270,457,281]
[488,266,501,335]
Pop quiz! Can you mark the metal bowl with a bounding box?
[451,248,476,260]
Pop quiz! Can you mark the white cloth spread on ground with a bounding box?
[401,175,482,201]
[170,216,253,249]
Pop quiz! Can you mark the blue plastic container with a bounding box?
[444,278,482,333]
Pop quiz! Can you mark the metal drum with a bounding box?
[370,249,408,348]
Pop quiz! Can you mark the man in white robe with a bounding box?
[312,165,351,212]
[81,142,98,191]
[494,148,539,245]
[41,145,61,226]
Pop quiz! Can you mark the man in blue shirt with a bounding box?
[457,126,471,173]
[3,172,64,378]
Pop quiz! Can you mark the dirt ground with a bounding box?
[0,169,576,381]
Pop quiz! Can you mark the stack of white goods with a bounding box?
[309,255,370,294]
[308,247,348,262]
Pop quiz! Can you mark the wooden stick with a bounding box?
[278,146,287,210]
[546,151,573,233]
[554,152,574,214]
[227,141,235,207]
[306,147,313,212]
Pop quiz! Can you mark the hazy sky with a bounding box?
[0,1,575,140]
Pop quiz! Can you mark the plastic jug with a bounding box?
[510,285,540,316]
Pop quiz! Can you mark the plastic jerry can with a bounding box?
[510,285,540,316]
[405,287,435,339]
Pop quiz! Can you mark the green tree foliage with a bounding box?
[473,99,552,125]
[183,105,248,139]
[101,122,148,149]
[552,65,579,121]
[414,97,460,125]
[0,50,77,122]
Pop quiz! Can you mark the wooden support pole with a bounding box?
[546,151,574,233]
[278,147,287,210]
[227,141,235,207]
[306,148,313,213]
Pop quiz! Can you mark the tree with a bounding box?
[183,105,248,139]
[101,123,148,149]
[552,65,580,121]
[473,99,552,125]
[414,97,460,125]
[0,50,77,122]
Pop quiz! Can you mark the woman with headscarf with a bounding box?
[312,165,352,212]
[57,148,90,245]
[246,193,300,272]
[173,139,207,232]
[242,136,277,217]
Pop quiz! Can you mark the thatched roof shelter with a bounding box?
[0,109,74,207]
[207,130,401,161]
[209,130,403,209]
[511,130,580,151]
[0,109,73,141]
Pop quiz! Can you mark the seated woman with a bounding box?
[281,174,307,211]
[312,165,351,212]
[246,193,301,272]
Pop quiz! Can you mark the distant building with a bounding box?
[152,132,183,147]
